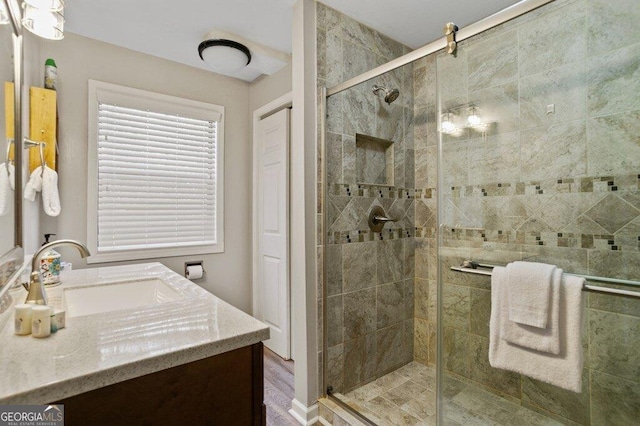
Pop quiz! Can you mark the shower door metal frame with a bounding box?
[321,0,557,424]
[320,88,380,426]
[325,0,554,98]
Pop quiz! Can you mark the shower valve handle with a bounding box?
[373,215,397,223]
[368,206,398,232]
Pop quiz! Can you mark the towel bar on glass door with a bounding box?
[451,260,640,299]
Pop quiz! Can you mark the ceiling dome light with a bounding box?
[22,3,64,40]
[198,39,251,74]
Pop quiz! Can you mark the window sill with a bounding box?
[86,243,224,264]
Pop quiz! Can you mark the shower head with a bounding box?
[372,85,400,104]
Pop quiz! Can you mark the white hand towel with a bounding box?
[7,162,15,191]
[490,266,585,393]
[24,166,43,202]
[507,261,556,328]
[502,267,562,354]
[42,165,61,217]
[0,164,11,216]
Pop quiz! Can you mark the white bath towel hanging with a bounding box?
[42,165,61,216]
[502,267,562,354]
[0,163,11,216]
[489,266,585,393]
[24,166,43,202]
[507,261,556,328]
[7,162,14,191]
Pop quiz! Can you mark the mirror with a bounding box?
[0,0,23,299]
[0,4,15,256]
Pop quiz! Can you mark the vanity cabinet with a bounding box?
[56,343,265,426]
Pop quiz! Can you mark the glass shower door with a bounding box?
[436,0,640,424]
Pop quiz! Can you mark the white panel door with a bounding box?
[257,108,290,359]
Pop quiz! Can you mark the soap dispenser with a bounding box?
[39,234,61,285]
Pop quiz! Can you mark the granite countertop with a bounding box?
[0,262,269,404]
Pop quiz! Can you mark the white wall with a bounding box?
[35,33,254,312]
[290,0,319,419]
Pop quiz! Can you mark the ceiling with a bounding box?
[65,0,522,81]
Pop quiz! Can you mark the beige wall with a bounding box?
[249,62,292,113]
[36,33,255,311]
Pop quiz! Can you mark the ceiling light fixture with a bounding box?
[21,0,64,40]
[198,39,252,74]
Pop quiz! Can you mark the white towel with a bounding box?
[42,165,61,216]
[490,266,585,393]
[7,162,14,191]
[24,166,43,202]
[502,267,562,354]
[507,261,556,328]
[0,163,11,216]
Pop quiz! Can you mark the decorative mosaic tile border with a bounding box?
[442,173,640,198]
[441,227,640,252]
[330,183,417,199]
[327,226,436,245]
[327,227,415,244]
[326,225,640,251]
[331,172,640,201]
[329,183,441,200]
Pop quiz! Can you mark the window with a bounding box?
[87,80,224,263]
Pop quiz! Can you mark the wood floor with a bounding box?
[264,348,299,426]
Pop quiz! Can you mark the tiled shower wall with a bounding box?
[435,0,640,423]
[317,2,417,394]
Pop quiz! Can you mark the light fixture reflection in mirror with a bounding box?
[0,2,9,25]
[466,106,482,127]
[440,105,491,136]
[440,112,457,134]
[22,1,64,40]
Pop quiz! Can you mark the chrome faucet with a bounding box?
[24,239,91,305]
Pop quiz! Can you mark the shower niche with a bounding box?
[355,133,394,186]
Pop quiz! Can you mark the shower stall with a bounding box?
[319,0,640,424]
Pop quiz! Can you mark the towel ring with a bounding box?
[5,139,13,173]
[23,138,46,176]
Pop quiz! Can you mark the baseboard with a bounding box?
[289,398,319,425]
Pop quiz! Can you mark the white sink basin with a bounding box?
[63,278,181,317]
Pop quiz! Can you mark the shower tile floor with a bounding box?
[334,362,563,426]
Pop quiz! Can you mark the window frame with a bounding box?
[86,80,224,264]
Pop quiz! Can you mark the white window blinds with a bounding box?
[95,101,219,254]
